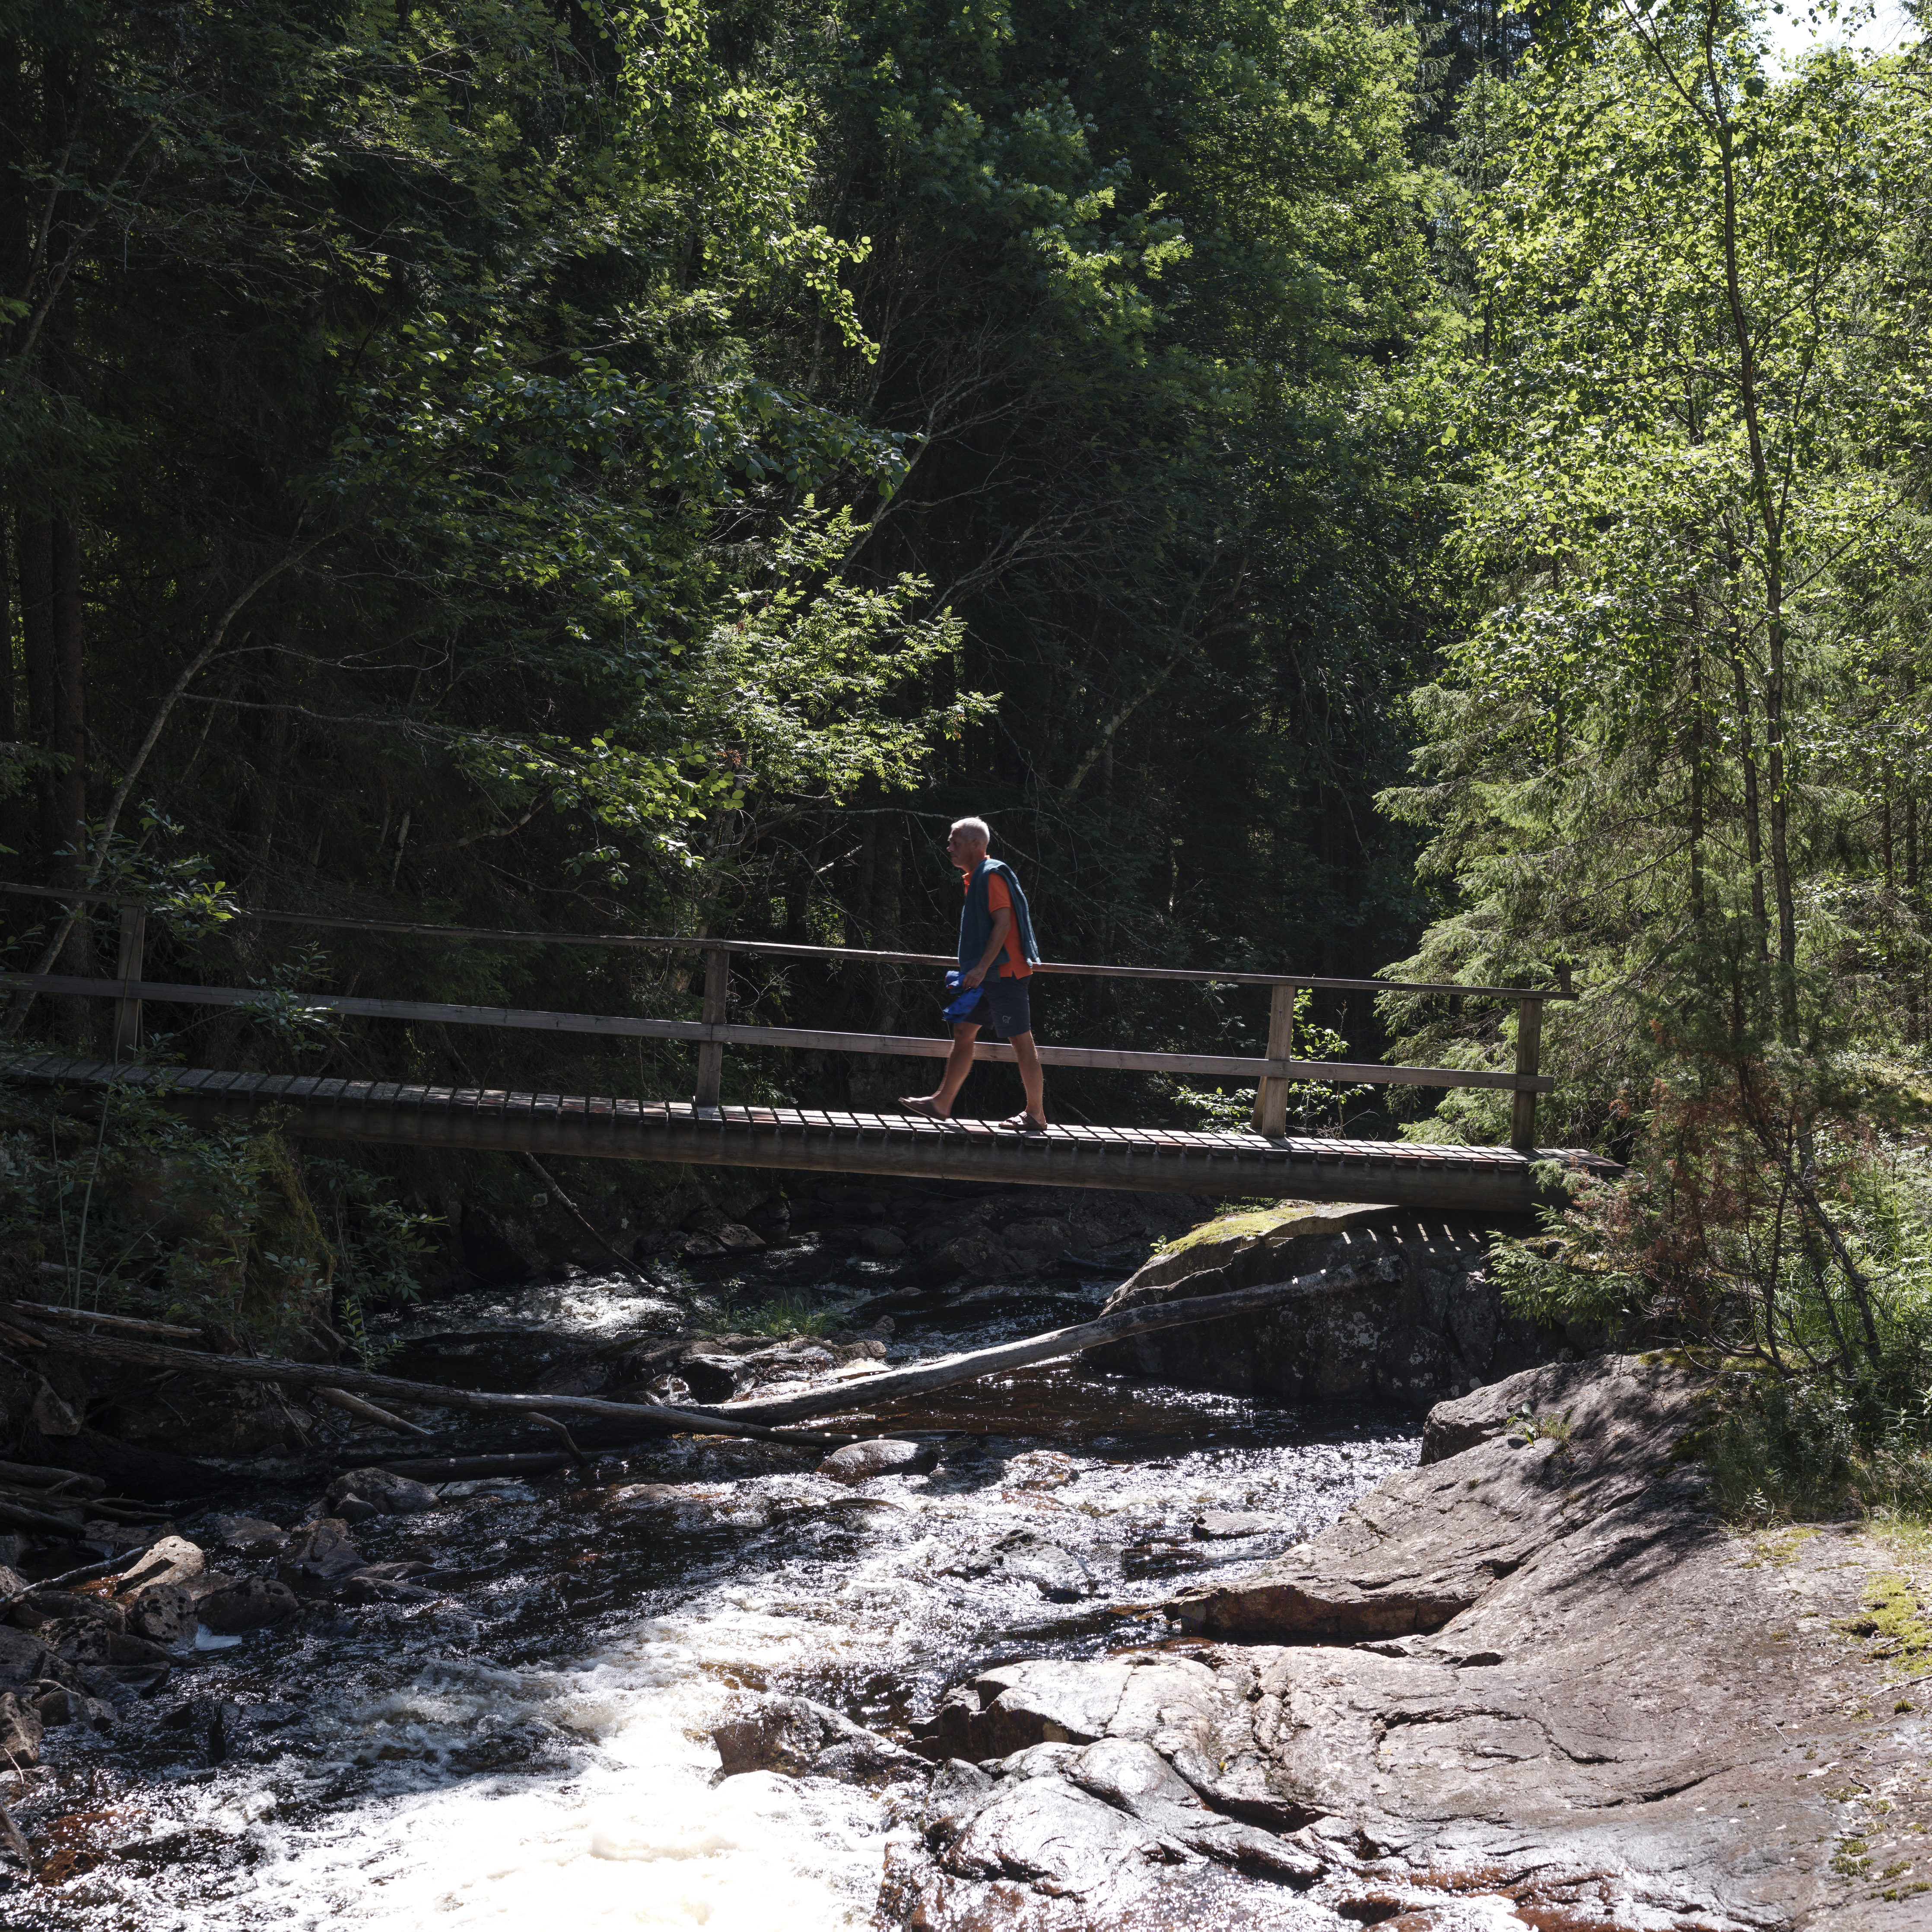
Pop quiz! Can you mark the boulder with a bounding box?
[1168,1354,1709,1642]
[284,1517,366,1582]
[340,1561,436,1604]
[29,1373,83,1436]
[211,1516,288,1557]
[117,1535,205,1595]
[992,1533,1092,1601]
[731,1341,836,1385]
[854,1227,907,1258]
[1084,1204,1569,1409]
[711,1693,927,1784]
[33,1685,111,1731]
[1192,1512,1286,1541]
[897,1355,1914,1931]
[817,1438,939,1484]
[7,1585,125,1634]
[916,1660,1134,1760]
[1068,1736,1323,1883]
[676,1354,743,1402]
[325,1468,439,1516]
[0,1623,59,1688]
[939,1774,1184,1896]
[605,1483,775,1532]
[127,1582,198,1647]
[198,1577,299,1633]
[46,1621,172,1668]
[922,1759,997,1850]
[685,1207,765,1253]
[0,1690,42,1764]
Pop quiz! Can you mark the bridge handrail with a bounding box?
[0,879,1564,1146]
[0,880,1563,1002]
[0,971,1556,1097]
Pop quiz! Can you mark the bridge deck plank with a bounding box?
[0,1056,1617,1211]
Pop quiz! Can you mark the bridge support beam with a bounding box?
[1510,996,1543,1151]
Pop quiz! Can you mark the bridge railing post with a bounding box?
[693,945,727,1112]
[1510,995,1544,1151]
[1249,982,1295,1139]
[113,902,146,1062]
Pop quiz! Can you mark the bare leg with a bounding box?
[1008,1030,1047,1125]
[900,1022,981,1117]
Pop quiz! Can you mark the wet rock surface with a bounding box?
[3,1226,1927,1929]
[1087,1203,1583,1409]
[889,1356,1932,1931]
[711,1690,928,1783]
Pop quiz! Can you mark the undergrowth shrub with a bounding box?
[730,1293,839,1338]
[0,1062,432,1355]
[1490,997,1932,1523]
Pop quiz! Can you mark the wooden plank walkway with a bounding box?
[2,1056,1618,1213]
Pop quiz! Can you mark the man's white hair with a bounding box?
[950,816,992,847]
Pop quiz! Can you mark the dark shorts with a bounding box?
[963,974,1033,1039]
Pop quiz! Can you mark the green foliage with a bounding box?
[305,1157,436,1364]
[1705,1374,1932,1529]
[1380,4,1932,1138]
[1172,989,1373,1131]
[730,1292,838,1337]
[0,1065,429,1354]
[239,945,345,1064]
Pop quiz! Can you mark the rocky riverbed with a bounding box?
[0,1197,1927,1928]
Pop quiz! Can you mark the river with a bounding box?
[12,1265,1417,1929]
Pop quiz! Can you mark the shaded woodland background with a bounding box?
[0,0,1926,1160]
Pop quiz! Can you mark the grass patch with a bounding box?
[1508,1403,1573,1446]
[1701,1376,1932,1532]
[730,1293,840,1339]
[1836,1573,1932,1674]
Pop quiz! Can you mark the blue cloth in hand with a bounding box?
[942,971,985,1023]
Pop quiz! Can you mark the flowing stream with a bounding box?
[13,1265,1418,1930]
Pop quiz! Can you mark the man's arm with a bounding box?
[962,907,1012,989]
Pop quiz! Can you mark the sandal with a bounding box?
[899,1096,949,1120]
[996,1112,1049,1134]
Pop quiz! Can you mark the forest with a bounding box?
[0,0,1929,1507]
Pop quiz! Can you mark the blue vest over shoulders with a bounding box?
[960,858,1041,976]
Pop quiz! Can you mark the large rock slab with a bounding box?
[891,1356,1932,1930]
[1084,1204,1577,1408]
[1169,1353,1708,1640]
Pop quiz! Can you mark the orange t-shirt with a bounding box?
[963,868,1033,978]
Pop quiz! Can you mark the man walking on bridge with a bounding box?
[900,817,1047,1133]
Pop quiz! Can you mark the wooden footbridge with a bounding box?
[0,885,1605,1215]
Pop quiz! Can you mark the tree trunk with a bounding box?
[1764,598,1798,1036]
[1688,649,1705,931]
[17,516,53,879]
[1726,636,1769,957]
[49,515,85,895]
[0,514,20,875]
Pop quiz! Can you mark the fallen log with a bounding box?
[681,1265,1361,1427]
[359,1452,579,1482]
[0,1496,93,1538]
[315,1385,434,1438]
[10,1299,202,1341]
[0,1459,105,1499]
[5,1266,1365,1453]
[0,1314,853,1447]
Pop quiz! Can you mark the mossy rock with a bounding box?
[1131,1202,1401,1293]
